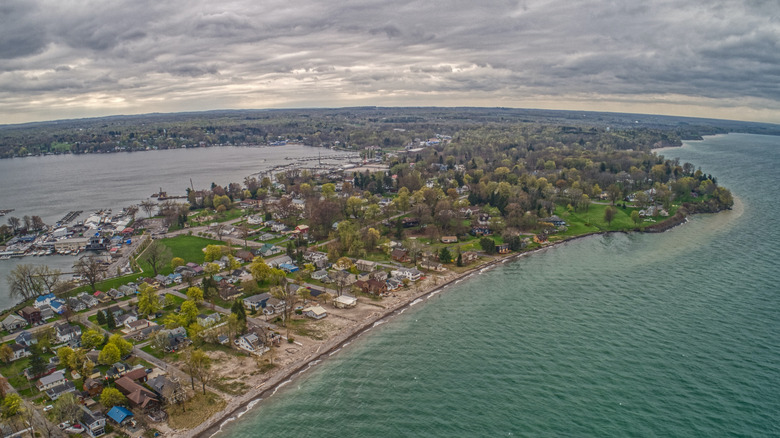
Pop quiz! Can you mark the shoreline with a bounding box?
[190,230,617,438]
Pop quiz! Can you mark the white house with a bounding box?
[391,268,422,282]
[55,323,82,344]
[303,306,327,320]
[235,333,267,354]
[333,295,357,309]
[37,370,67,391]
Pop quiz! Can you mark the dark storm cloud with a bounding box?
[1,0,779,123]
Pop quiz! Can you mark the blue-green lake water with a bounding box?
[229,134,779,437]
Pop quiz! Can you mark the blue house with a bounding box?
[34,293,56,308]
[279,263,299,273]
[49,299,66,314]
[106,406,133,425]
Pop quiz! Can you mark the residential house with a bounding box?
[461,251,479,264]
[440,236,458,244]
[36,370,67,391]
[371,270,388,282]
[14,331,36,347]
[331,270,357,287]
[167,273,183,284]
[49,299,66,314]
[93,291,110,303]
[107,288,125,300]
[471,225,491,236]
[258,233,276,241]
[263,298,285,315]
[391,248,410,263]
[78,292,99,308]
[80,406,106,437]
[243,293,271,312]
[266,255,293,268]
[123,367,148,383]
[39,305,56,321]
[355,260,377,272]
[333,295,357,309]
[55,323,82,344]
[83,378,103,397]
[256,243,282,258]
[402,217,420,227]
[386,278,403,291]
[534,234,548,244]
[541,216,566,227]
[355,279,388,296]
[33,293,56,309]
[67,297,86,312]
[218,282,242,301]
[115,376,159,409]
[158,327,190,352]
[496,243,510,254]
[45,381,77,401]
[236,333,266,354]
[147,375,176,401]
[294,224,309,234]
[116,313,138,329]
[106,406,134,427]
[124,319,157,334]
[235,250,255,263]
[311,269,331,282]
[419,260,445,271]
[197,313,220,327]
[19,306,41,325]
[279,263,298,273]
[10,344,31,361]
[106,362,130,379]
[303,306,327,320]
[391,268,422,282]
[2,314,27,332]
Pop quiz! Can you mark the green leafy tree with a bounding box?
[108,334,134,357]
[203,245,225,263]
[1,394,24,419]
[181,300,199,326]
[439,247,453,264]
[100,387,127,407]
[28,345,47,376]
[106,309,116,330]
[53,393,81,424]
[604,206,617,227]
[186,286,204,304]
[479,237,497,254]
[137,283,161,317]
[98,343,120,365]
[96,310,106,325]
[81,330,105,350]
[0,344,12,364]
[171,257,186,270]
[456,252,463,267]
[184,349,212,395]
[57,346,74,369]
[631,210,641,226]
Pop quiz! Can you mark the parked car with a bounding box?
[43,405,54,412]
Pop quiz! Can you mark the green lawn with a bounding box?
[159,235,224,264]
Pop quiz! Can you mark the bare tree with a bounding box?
[7,264,44,301]
[7,216,20,233]
[141,240,173,276]
[126,205,139,222]
[140,200,157,218]
[73,256,105,292]
[36,266,62,294]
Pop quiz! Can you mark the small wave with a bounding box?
[271,379,292,396]
[410,298,423,306]
[427,289,442,299]
[329,348,342,356]
[373,319,387,327]
[455,279,461,284]
[342,341,352,347]
[398,308,406,315]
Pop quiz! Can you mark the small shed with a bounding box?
[107,406,134,425]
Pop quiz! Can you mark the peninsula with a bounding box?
[0,111,735,437]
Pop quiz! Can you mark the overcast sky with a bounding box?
[1,0,779,124]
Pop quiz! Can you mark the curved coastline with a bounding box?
[191,228,638,438]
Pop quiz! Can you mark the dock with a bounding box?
[56,210,82,225]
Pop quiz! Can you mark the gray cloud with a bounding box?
[0,0,779,123]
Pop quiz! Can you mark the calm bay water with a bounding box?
[220,134,779,437]
[0,145,345,308]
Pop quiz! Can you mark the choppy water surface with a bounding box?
[221,134,779,437]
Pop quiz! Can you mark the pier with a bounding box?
[56,210,82,226]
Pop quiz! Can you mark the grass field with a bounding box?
[159,235,223,264]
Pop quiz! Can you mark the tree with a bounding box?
[0,344,12,364]
[140,200,157,218]
[98,343,120,365]
[184,349,212,394]
[100,387,127,407]
[604,206,617,227]
[1,394,24,420]
[479,237,496,254]
[28,345,47,376]
[180,300,199,326]
[186,286,204,304]
[137,283,161,317]
[439,247,453,264]
[171,257,186,270]
[607,184,622,205]
[0,377,8,399]
[250,257,272,283]
[456,252,463,267]
[106,309,116,330]
[203,245,225,263]
[631,210,641,226]
[141,240,173,276]
[6,264,43,301]
[57,346,74,369]
[108,334,134,357]
[73,256,105,292]
[96,310,106,325]
[81,330,104,350]
[52,392,81,425]
[6,216,20,233]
